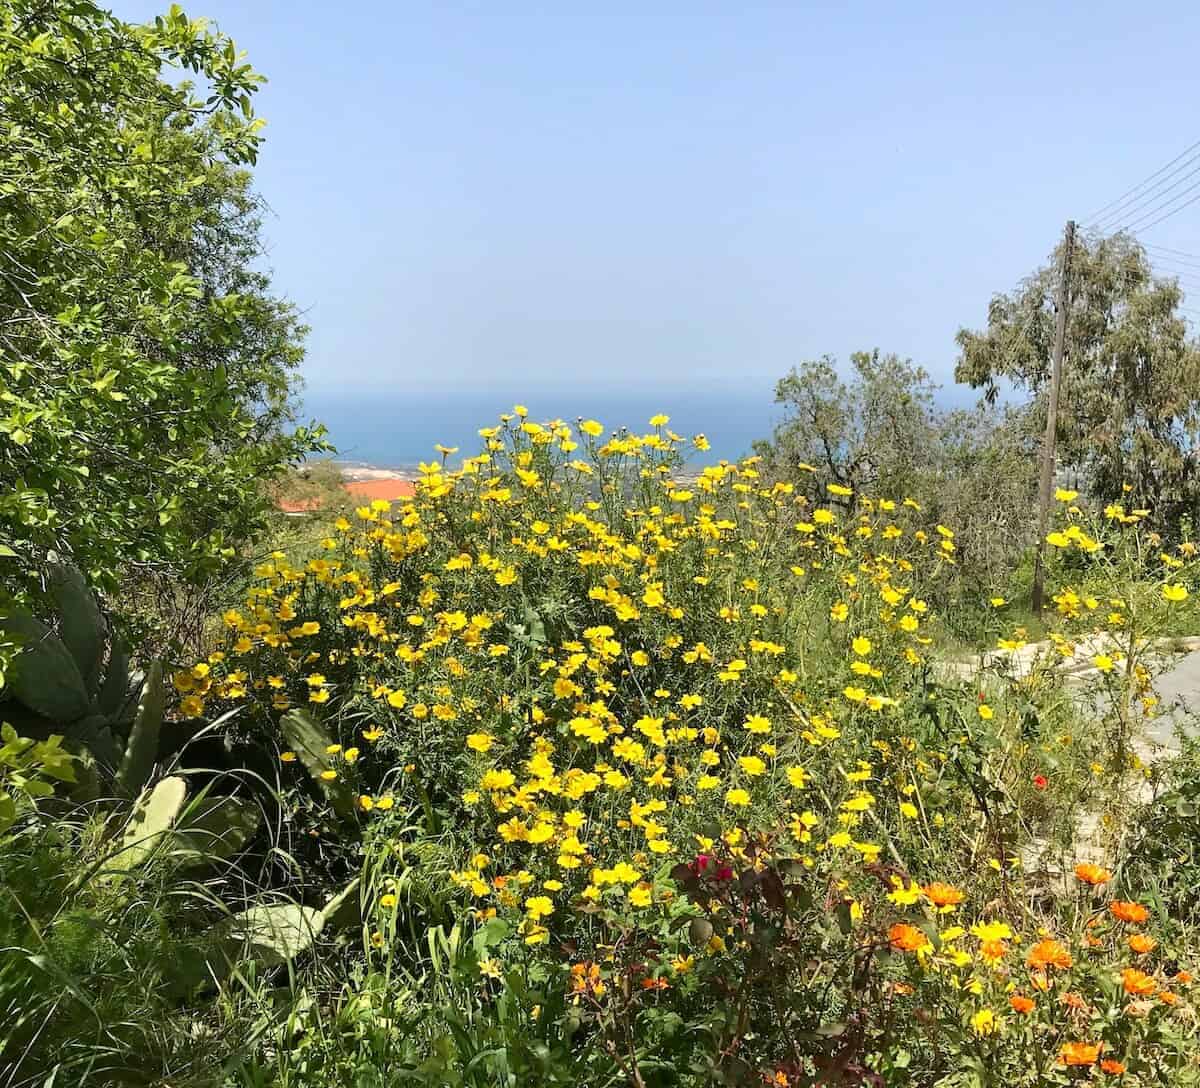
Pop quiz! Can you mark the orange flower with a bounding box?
[1121,967,1157,996]
[1128,933,1157,955]
[1109,900,1149,924]
[922,882,964,909]
[1175,970,1194,985]
[1100,1059,1127,1075]
[1074,863,1112,886]
[1027,938,1072,971]
[980,939,1008,964]
[1061,1041,1101,1066]
[1160,990,1179,1005]
[1061,991,1087,1010]
[888,923,928,953]
[1009,994,1035,1014]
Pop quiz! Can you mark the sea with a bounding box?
[300,386,787,470]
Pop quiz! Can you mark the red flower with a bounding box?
[1033,774,1048,791]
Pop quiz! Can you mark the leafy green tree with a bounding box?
[755,350,940,497]
[955,232,1200,522]
[757,351,1041,599]
[272,459,350,514]
[0,1,324,611]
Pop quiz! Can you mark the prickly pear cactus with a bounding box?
[0,610,89,722]
[173,794,261,865]
[280,709,354,815]
[107,774,188,872]
[228,903,326,967]
[46,561,106,695]
[116,661,164,796]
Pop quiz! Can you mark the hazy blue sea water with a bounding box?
[300,387,786,469]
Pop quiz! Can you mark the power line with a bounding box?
[1085,138,1200,227]
[1094,155,1200,230]
[1124,183,1200,234]
[1144,251,1200,273]
[1102,163,1200,233]
[1144,242,1200,262]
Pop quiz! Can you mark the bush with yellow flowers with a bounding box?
[183,410,1200,1086]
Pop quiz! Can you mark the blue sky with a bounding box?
[116,1,1200,397]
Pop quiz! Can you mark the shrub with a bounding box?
[180,408,1200,1085]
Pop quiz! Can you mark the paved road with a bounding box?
[1146,649,1200,750]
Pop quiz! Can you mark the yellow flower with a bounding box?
[480,769,516,790]
[725,788,751,806]
[280,751,297,763]
[738,755,766,777]
[743,714,771,734]
[179,695,205,718]
[970,921,1013,942]
[467,733,495,753]
[1163,583,1189,602]
[580,419,604,436]
[970,1008,998,1037]
[628,884,653,907]
[380,893,397,908]
[887,879,923,906]
[524,895,554,919]
[978,704,993,720]
[851,636,872,656]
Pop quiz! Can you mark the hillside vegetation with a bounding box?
[3,5,1200,1088]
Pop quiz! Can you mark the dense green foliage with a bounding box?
[956,232,1200,522]
[755,350,1040,595]
[0,0,322,610]
[4,5,1200,1088]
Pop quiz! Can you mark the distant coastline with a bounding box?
[335,460,420,483]
[302,387,782,471]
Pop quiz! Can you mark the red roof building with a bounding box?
[343,478,417,501]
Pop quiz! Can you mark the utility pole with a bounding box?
[1031,219,1076,616]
